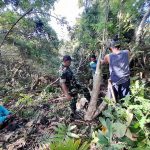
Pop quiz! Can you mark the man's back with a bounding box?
[109,50,130,84]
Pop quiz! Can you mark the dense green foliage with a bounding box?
[0,0,61,91]
[0,0,149,149]
[75,0,149,50]
[0,0,60,78]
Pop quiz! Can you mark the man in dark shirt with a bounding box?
[59,55,80,114]
[101,41,130,101]
[59,55,90,117]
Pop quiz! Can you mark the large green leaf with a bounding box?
[113,122,127,138]
[102,107,114,119]
[126,109,133,127]
[98,130,109,145]
[99,117,107,127]
[106,118,113,142]
[111,143,126,150]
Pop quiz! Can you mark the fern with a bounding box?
[38,124,83,149]
[53,123,80,141]
[50,138,89,150]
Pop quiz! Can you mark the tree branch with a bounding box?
[33,11,68,24]
[0,8,33,48]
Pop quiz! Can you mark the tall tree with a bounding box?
[74,0,150,120]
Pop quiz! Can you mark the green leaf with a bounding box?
[50,138,88,150]
[102,108,114,119]
[66,139,76,150]
[111,143,126,150]
[106,118,112,142]
[98,130,108,145]
[133,122,140,128]
[74,139,81,150]
[91,131,99,143]
[126,109,133,127]
[99,117,107,127]
[79,141,90,150]
[113,122,127,138]
[139,117,146,129]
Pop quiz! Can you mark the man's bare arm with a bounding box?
[60,83,72,100]
[60,83,69,95]
[101,54,109,64]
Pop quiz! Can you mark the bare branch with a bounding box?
[0,8,33,48]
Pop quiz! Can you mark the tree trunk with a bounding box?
[130,5,150,63]
[136,5,150,45]
[84,51,103,120]
[84,0,109,121]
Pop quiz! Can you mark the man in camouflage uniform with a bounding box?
[59,55,90,118]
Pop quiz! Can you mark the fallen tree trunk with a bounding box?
[92,101,107,119]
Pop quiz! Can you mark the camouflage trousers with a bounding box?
[70,97,77,113]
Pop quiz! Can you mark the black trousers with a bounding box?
[113,79,130,101]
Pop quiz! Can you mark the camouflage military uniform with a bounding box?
[59,64,90,113]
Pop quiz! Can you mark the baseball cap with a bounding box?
[63,55,72,61]
[109,40,120,48]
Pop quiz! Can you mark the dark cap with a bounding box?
[90,54,96,59]
[63,55,72,61]
[109,40,120,48]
